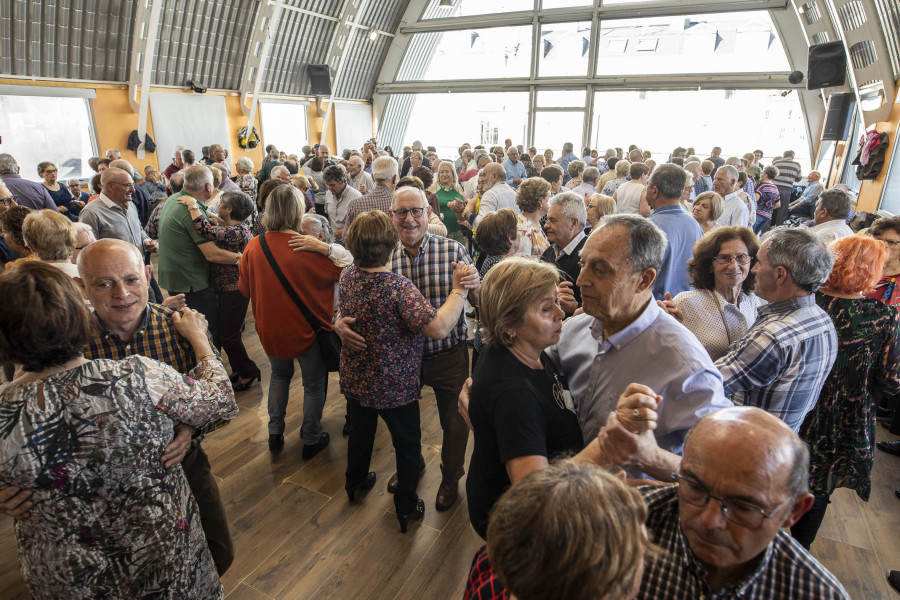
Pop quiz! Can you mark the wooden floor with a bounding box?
[2,308,900,599]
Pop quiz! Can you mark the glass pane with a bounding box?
[422,0,533,20]
[403,92,529,157]
[536,90,586,107]
[596,12,790,75]
[591,90,809,167]
[542,0,594,8]
[840,111,864,193]
[534,111,584,157]
[539,21,592,77]
[0,96,96,181]
[401,26,533,80]
[878,136,900,215]
[260,101,309,157]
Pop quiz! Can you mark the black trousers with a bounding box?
[790,493,830,550]
[346,396,421,515]
[177,287,220,349]
[218,290,258,378]
[773,186,792,226]
[181,443,234,575]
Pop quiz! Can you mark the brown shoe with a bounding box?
[387,459,426,494]
[435,480,458,511]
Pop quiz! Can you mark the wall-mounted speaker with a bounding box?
[807,42,847,90]
[307,65,332,96]
[821,92,856,141]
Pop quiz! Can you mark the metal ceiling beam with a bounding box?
[127,0,164,159]
[319,0,371,143]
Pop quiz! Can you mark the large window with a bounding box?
[422,0,531,19]
[402,92,528,157]
[539,21,592,77]
[839,110,864,193]
[534,111,585,155]
[591,89,809,166]
[259,100,310,157]
[402,26,533,80]
[596,12,789,76]
[0,93,97,181]
[879,135,900,215]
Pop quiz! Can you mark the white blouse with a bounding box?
[673,289,766,361]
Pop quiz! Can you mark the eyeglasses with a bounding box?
[109,180,135,190]
[43,169,58,174]
[874,236,900,248]
[391,207,426,219]
[671,472,794,529]
[0,195,17,206]
[713,253,752,265]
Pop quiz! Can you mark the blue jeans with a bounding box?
[753,213,770,235]
[267,341,327,443]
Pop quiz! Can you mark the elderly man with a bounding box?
[158,166,242,345]
[337,187,479,512]
[648,165,703,300]
[109,159,152,226]
[346,154,375,194]
[67,178,91,204]
[71,221,96,264]
[461,152,491,187]
[0,238,234,575]
[78,167,157,256]
[454,144,470,175]
[808,188,853,245]
[714,165,749,227]
[714,227,837,432]
[707,146,725,172]
[461,163,518,227]
[323,164,362,241]
[541,192,588,316]
[596,399,850,599]
[317,144,335,167]
[558,142,579,184]
[570,166,599,199]
[105,148,122,161]
[502,146,527,189]
[208,144,231,176]
[788,171,825,219]
[771,150,803,225]
[139,167,168,207]
[343,156,399,230]
[0,153,57,210]
[162,145,185,179]
[547,214,729,456]
[685,160,706,197]
[257,144,282,184]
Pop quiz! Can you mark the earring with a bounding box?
[507,331,516,339]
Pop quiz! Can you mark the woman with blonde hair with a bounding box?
[515,177,551,257]
[435,161,465,242]
[291,172,316,212]
[586,193,616,229]
[21,209,79,278]
[690,191,724,234]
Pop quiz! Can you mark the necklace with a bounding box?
[551,372,566,410]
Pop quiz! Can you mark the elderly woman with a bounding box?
[529,154,545,178]
[21,209,78,278]
[586,193,616,230]
[0,262,237,598]
[291,173,316,213]
[467,258,586,540]
[612,162,649,216]
[602,159,631,197]
[0,205,34,266]
[239,185,341,456]
[866,216,900,308]
[435,161,465,242]
[38,162,81,221]
[691,191,724,234]
[205,164,225,213]
[250,178,290,237]
[303,156,328,216]
[179,191,260,391]
[564,160,585,190]
[543,149,554,165]
[411,166,442,216]
[792,236,900,549]
[660,226,765,360]
[754,165,780,234]
[466,461,650,600]
[340,211,472,532]
[515,177,551,257]
[234,156,257,202]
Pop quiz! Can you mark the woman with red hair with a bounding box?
[792,235,900,549]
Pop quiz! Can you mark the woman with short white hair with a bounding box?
[234,156,257,202]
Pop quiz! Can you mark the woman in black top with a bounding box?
[466,257,587,539]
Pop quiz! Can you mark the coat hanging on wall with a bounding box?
[851,130,889,180]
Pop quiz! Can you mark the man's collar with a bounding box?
[399,232,431,257]
[590,296,657,348]
[557,230,586,257]
[98,193,126,210]
[757,293,814,315]
[93,304,150,342]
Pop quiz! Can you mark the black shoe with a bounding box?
[387,457,427,494]
[232,372,261,392]
[895,488,900,500]
[342,416,352,436]
[876,440,900,457]
[889,570,900,593]
[268,434,284,453]
[345,472,376,502]
[398,499,425,533]
[877,405,895,420]
[302,432,330,460]
[229,373,241,384]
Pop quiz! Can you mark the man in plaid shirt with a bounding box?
[343,155,399,231]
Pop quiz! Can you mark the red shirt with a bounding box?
[239,232,342,360]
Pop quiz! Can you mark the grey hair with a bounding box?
[372,156,398,182]
[170,172,185,193]
[392,186,428,208]
[349,155,365,167]
[563,142,574,153]
[761,226,834,293]
[783,150,795,158]
[763,165,779,180]
[648,163,688,199]
[787,436,811,496]
[74,222,95,238]
[302,214,334,243]
[0,153,19,175]
[581,167,600,184]
[720,164,739,183]
[183,165,213,192]
[271,165,290,179]
[817,188,851,220]
[236,156,254,172]
[596,214,668,273]
[548,191,588,229]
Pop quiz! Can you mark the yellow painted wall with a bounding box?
[856,99,900,214]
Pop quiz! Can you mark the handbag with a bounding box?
[258,232,342,372]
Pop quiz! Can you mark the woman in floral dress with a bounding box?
[0,262,238,599]
[792,236,900,549]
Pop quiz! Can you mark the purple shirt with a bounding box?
[0,173,57,210]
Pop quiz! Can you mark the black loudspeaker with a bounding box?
[821,92,856,141]
[308,65,332,96]
[807,42,847,89]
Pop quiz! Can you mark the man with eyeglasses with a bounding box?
[0,181,24,266]
[336,186,480,513]
[596,396,850,599]
[67,178,91,204]
[78,167,158,256]
[713,227,837,432]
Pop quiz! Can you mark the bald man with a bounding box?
[596,391,850,599]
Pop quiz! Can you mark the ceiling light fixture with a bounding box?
[368,29,378,41]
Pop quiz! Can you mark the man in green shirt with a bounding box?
[157,165,240,346]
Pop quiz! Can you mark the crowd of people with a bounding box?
[0,134,898,599]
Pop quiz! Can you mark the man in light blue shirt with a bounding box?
[558,142,579,184]
[546,214,729,456]
[647,164,703,300]
[501,147,527,189]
